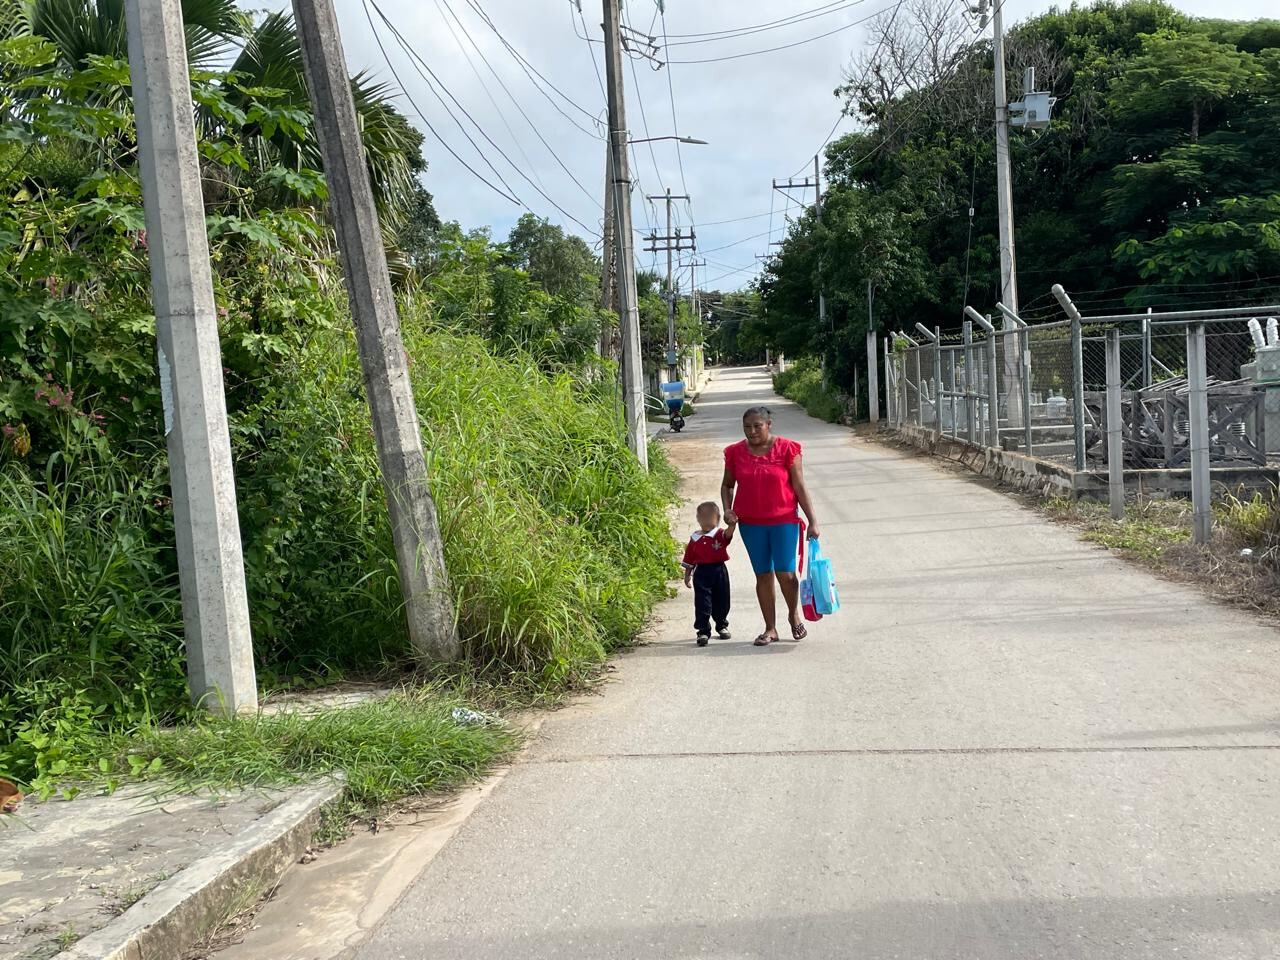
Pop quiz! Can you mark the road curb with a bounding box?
[57,779,343,960]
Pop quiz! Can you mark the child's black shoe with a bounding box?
[717,628,731,640]
[696,633,710,646]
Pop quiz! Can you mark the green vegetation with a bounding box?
[75,687,517,808]
[759,1,1280,389]
[774,360,846,423]
[0,4,677,800]
[1044,496,1193,560]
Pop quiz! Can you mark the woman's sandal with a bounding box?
[790,621,808,641]
[753,633,777,646]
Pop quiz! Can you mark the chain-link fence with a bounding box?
[889,307,1276,465]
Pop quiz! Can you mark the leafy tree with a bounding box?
[761,1,1280,398]
[505,212,599,303]
[1108,29,1260,141]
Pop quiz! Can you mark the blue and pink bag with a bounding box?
[805,539,840,616]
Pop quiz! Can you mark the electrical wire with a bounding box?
[438,0,601,207]
[434,0,545,191]
[464,0,603,134]
[658,6,690,200]
[369,0,601,238]
[361,0,522,206]
[961,147,978,308]
[699,228,777,256]
[663,0,864,41]
[702,262,761,287]
[791,0,904,178]
[667,4,898,65]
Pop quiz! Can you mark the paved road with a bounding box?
[358,366,1280,959]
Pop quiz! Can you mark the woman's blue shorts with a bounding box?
[738,522,801,575]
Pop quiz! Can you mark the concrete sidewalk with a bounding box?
[353,366,1280,959]
[2,780,338,960]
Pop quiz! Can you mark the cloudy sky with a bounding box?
[270,0,1278,291]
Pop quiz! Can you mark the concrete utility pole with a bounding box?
[599,143,616,359]
[124,0,257,714]
[980,0,1017,315]
[988,0,1026,429]
[292,0,459,661]
[867,281,880,423]
[644,189,694,383]
[602,0,648,469]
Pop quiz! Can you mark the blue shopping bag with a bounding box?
[807,538,840,616]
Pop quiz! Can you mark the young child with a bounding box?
[681,501,736,646]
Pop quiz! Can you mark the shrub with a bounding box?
[774,360,845,423]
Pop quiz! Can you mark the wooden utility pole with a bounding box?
[602,0,648,469]
[124,0,257,713]
[292,0,459,660]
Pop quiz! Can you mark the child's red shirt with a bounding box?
[682,528,732,568]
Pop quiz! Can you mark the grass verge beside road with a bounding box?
[1042,491,1280,621]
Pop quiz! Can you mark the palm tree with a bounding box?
[7,0,423,219]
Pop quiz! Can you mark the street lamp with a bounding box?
[627,135,708,145]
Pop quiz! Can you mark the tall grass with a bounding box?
[1,308,676,787]
[0,454,189,783]
[77,686,517,806]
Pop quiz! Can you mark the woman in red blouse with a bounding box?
[720,406,821,646]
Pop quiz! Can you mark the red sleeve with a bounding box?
[723,442,741,473]
[781,437,801,468]
[681,538,695,566]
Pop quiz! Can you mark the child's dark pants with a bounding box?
[692,562,730,635]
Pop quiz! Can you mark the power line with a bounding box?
[438,0,601,208]
[664,0,873,45]
[702,262,760,287]
[433,0,545,191]
[464,0,603,134]
[369,0,601,238]
[789,0,903,178]
[657,6,689,199]
[699,228,777,256]
[360,0,522,206]
[667,4,897,65]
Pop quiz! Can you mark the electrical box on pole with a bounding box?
[1009,68,1057,131]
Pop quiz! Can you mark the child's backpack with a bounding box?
[807,539,840,616]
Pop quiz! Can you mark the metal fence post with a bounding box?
[1142,312,1153,388]
[961,320,974,443]
[1105,327,1124,520]
[1051,286,1088,469]
[986,316,999,446]
[1188,322,1212,543]
[934,326,944,436]
[867,330,880,424]
[1021,325,1033,456]
[913,345,923,428]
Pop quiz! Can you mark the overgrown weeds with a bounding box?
[774,360,845,423]
[1042,487,1280,620]
[1,311,676,794]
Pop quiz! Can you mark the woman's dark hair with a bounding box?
[742,406,772,423]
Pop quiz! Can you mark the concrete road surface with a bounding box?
[357,366,1280,960]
